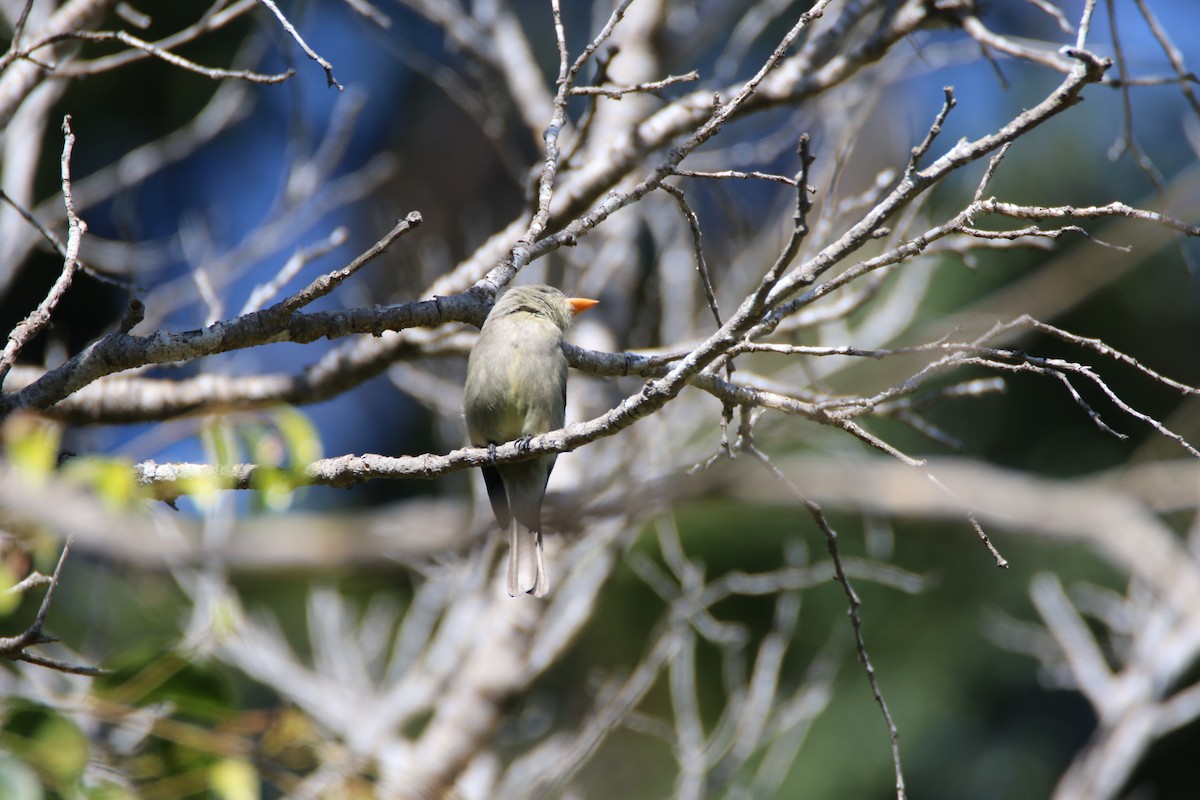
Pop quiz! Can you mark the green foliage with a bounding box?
[0,703,89,793]
[95,651,239,723]
[208,758,259,800]
[246,407,323,513]
[61,458,142,512]
[3,415,60,484]
[198,407,324,513]
[0,561,24,616]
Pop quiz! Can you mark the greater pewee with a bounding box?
[463,284,598,597]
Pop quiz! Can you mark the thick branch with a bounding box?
[0,214,425,418]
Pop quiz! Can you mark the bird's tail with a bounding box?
[508,520,549,598]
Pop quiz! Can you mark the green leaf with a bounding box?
[95,651,238,723]
[272,407,322,471]
[250,466,294,513]
[203,421,239,469]
[3,417,60,483]
[209,757,259,800]
[84,782,138,800]
[0,562,25,616]
[62,457,142,511]
[1,706,88,788]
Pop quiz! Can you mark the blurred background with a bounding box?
[1,1,1199,798]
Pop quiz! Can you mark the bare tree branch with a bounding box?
[0,115,84,387]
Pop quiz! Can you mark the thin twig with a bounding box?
[26,29,293,84]
[5,571,53,594]
[0,116,85,388]
[342,0,391,29]
[659,183,722,328]
[745,443,907,800]
[240,227,350,315]
[972,142,1011,202]
[1011,315,1200,396]
[9,0,37,46]
[1104,0,1165,191]
[51,0,260,77]
[1130,0,1200,119]
[1025,0,1076,34]
[256,0,343,89]
[271,212,422,316]
[570,70,699,98]
[905,86,956,180]
[0,537,106,676]
[673,168,799,186]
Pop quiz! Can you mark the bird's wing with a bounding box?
[480,464,511,530]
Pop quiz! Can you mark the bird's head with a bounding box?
[489,284,598,331]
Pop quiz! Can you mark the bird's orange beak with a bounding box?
[567,297,599,315]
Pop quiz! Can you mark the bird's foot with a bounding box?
[516,434,534,454]
[488,442,498,462]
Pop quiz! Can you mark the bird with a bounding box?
[463,284,598,597]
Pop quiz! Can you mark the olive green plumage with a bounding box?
[463,285,591,597]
